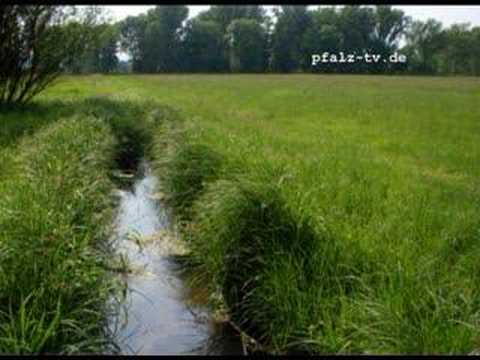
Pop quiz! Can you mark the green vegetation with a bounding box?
[0,115,117,353]
[117,5,480,75]
[1,74,479,354]
[0,96,162,354]
[3,6,479,107]
[70,74,477,354]
[0,6,107,106]
[2,4,478,356]
[153,122,224,219]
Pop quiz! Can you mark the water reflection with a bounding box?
[108,162,243,355]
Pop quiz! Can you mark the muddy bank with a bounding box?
[108,162,243,355]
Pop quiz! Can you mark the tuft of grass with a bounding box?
[174,163,373,354]
[152,116,224,221]
[186,174,318,347]
[0,115,118,354]
[77,97,156,173]
[0,100,69,148]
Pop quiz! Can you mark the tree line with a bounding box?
[88,5,480,76]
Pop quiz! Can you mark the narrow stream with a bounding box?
[108,161,243,355]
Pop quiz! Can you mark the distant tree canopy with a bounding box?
[67,21,120,74]
[271,6,311,72]
[181,18,226,72]
[114,5,480,76]
[227,19,267,72]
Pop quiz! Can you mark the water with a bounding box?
[108,162,244,355]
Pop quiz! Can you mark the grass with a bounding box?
[0,115,117,354]
[139,74,479,354]
[152,117,224,220]
[1,74,479,354]
[0,96,164,354]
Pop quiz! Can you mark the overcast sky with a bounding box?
[103,5,480,28]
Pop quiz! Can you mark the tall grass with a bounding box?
[78,97,157,172]
[152,117,224,220]
[0,115,118,354]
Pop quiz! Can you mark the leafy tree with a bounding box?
[143,6,188,72]
[373,6,408,52]
[301,7,343,72]
[96,24,119,73]
[271,6,311,72]
[61,6,114,74]
[198,5,266,34]
[336,6,376,72]
[404,19,445,74]
[227,19,267,72]
[68,23,119,74]
[181,19,226,72]
[471,27,480,75]
[441,23,474,75]
[371,6,409,72]
[338,6,376,51]
[196,5,267,72]
[0,5,95,105]
[119,14,148,72]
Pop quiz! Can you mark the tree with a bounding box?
[227,19,267,72]
[181,19,226,72]
[301,7,343,72]
[198,5,266,34]
[54,6,113,74]
[373,6,408,52]
[471,27,480,76]
[441,23,474,75]
[120,7,189,73]
[0,5,95,106]
[143,6,188,72]
[404,19,445,74]
[197,5,267,72]
[271,6,311,72]
[67,22,119,74]
[368,6,409,73]
[97,24,119,73]
[119,14,148,72]
[335,6,376,72]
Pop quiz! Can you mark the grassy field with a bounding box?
[1,74,479,354]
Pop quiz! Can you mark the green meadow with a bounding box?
[1,74,479,354]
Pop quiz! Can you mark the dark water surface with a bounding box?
[108,162,243,355]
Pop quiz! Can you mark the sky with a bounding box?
[103,5,480,28]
